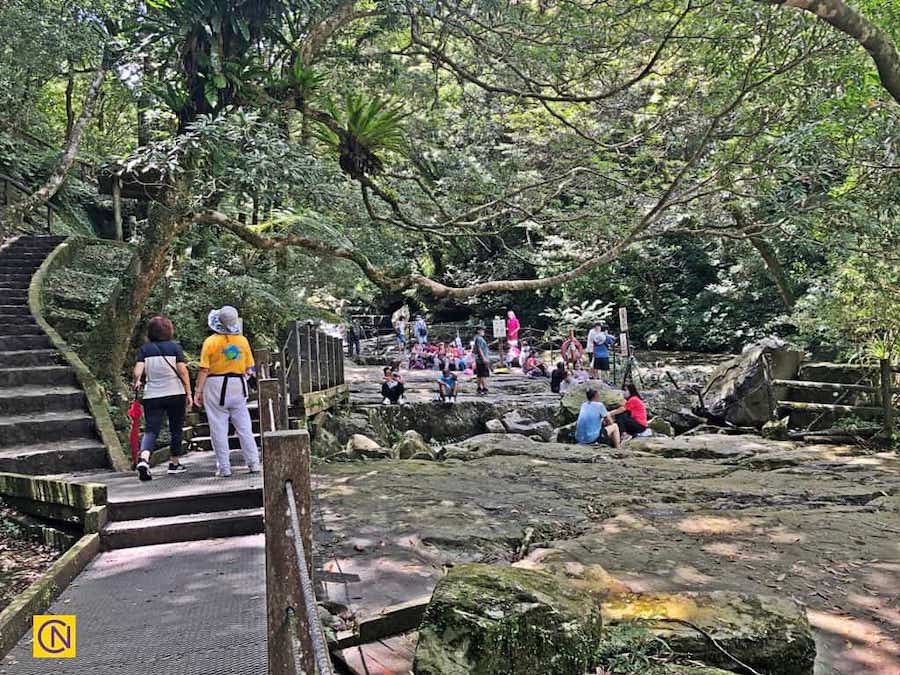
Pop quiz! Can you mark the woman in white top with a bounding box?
[132,315,192,481]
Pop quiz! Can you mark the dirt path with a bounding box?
[312,434,899,674]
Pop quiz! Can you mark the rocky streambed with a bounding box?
[313,433,899,674]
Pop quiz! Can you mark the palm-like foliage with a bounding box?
[317,94,407,178]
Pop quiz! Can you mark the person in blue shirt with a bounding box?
[575,388,621,448]
[586,322,616,379]
[436,367,459,403]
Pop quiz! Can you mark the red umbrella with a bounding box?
[127,398,143,469]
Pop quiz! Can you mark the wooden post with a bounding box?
[301,323,313,395]
[289,322,303,399]
[255,349,272,380]
[314,328,323,392]
[112,176,123,241]
[264,430,314,675]
[881,358,894,438]
[258,379,281,445]
[762,354,778,422]
[277,348,290,429]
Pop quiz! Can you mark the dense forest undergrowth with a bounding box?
[0,0,897,374]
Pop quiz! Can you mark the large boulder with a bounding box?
[393,429,432,459]
[500,410,553,442]
[701,338,803,428]
[560,381,624,422]
[602,591,815,675]
[310,427,344,459]
[413,563,603,675]
[344,434,390,460]
[642,386,704,433]
[484,418,506,434]
[647,417,673,436]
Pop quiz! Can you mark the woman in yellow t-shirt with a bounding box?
[194,306,260,477]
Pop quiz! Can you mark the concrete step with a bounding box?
[0,365,77,387]
[188,432,262,452]
[0,323,43,337]
[0,305,30,317]
[0,274,33,284]
[0,385,86,415]
[0,349,60,368]
[186,418,262,439]
[0,410,95,448]
[0,334,52,351]
[108,486,263,521]
[0,263,43,273]
[101,508,264,550]
[0,438,109,475]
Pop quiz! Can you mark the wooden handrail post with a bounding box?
[277,348,290,429]
[264,430,314,675]
[255,349,272,380]
[881,358,894,439]
[258,378,281,446]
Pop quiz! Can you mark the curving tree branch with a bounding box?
[0,60,106,224]
[762,0,900,103]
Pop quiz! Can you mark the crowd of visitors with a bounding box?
[131,305,647,481]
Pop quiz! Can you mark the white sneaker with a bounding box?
[215,469,232,478]
[136,460,152,482]
[399,396,408,405]
[382,397,390,405]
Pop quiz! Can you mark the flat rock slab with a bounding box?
[310,433,899,674]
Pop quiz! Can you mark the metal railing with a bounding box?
[285,480,334,675]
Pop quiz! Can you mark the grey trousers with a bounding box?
[203,376,260,475]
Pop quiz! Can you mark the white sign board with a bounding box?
[492,317,506,338]
[619,332,629,356]
[618,306,629,332]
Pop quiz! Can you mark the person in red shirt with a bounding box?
[609,383,648,436]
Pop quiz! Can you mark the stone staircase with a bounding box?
[0,236,110,474]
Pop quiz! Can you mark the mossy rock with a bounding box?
[560,381,624,421]
[602,591,815,675]
[413,563,602,675]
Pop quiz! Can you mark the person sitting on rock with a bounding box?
[575,388,621,448]
[436,367,459,403]
[608,383,648,438]
[550,361,567,393]
[523,353,548,377]
[381,367,406,404]
[572,361,590,384]
[434,342,450,371]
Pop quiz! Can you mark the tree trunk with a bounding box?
[765,0,900,104]
[64,63,75,141]
[750,236,796,309]
[102,195,189,385]
[0,61,106,223]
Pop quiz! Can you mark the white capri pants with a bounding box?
[203,374,260,475]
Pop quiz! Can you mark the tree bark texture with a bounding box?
[766,0,900,104]
[750,236,796,309]
[0,62,106,224]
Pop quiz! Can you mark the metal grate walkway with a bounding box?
[1,535,265,675]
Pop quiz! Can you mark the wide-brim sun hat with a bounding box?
[208,305,241,335]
